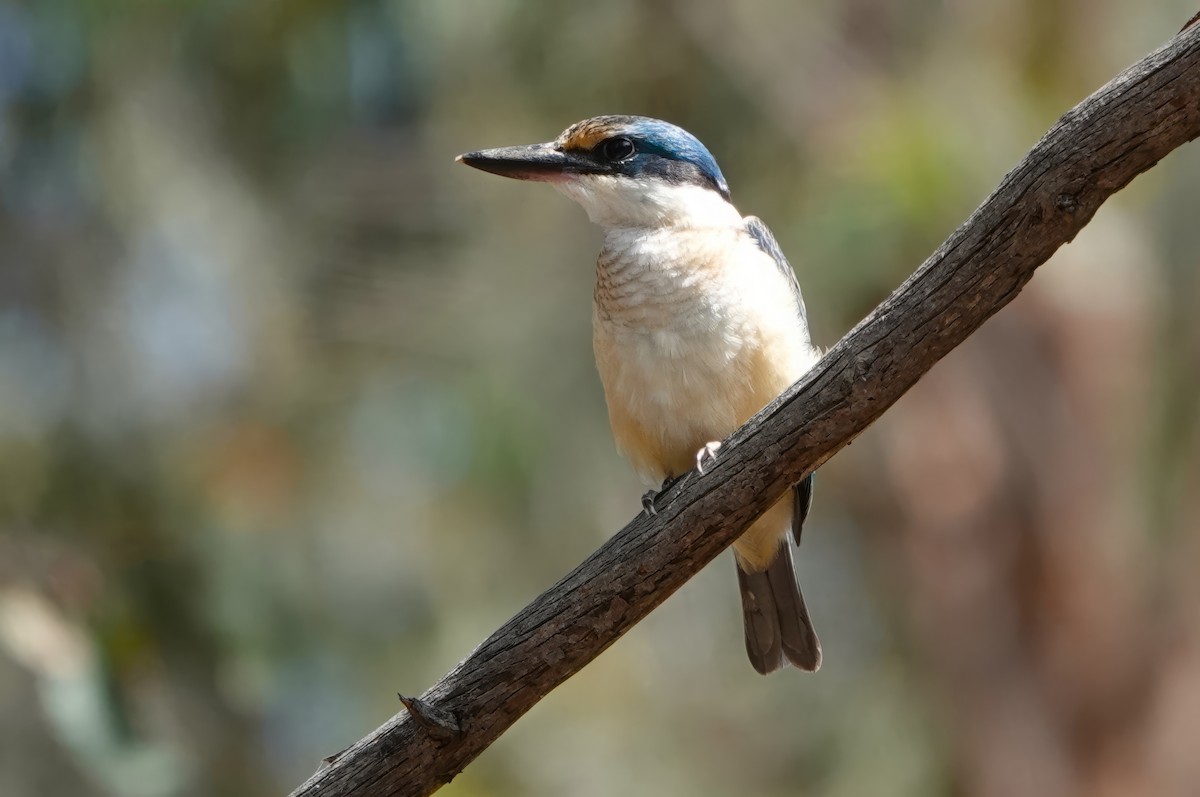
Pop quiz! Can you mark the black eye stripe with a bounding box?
[574,134,729,199]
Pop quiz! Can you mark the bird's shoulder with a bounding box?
[741,215,807,324]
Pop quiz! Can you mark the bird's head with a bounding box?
[457,115,738,229]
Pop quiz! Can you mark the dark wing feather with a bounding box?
[744,215,807,326]
[793,473,814,546]
[736,219,822,673]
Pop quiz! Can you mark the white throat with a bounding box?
[553,174,742,230]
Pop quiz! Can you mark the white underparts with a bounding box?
[559,171,819,569]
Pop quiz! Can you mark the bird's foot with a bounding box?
[641,489,659,516]
[641,474,685,517]
[695,441,722,475]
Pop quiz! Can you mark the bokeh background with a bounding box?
[2,2,1199,796]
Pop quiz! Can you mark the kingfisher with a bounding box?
[457,115,821,674]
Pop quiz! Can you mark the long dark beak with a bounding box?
[455,143,584,182]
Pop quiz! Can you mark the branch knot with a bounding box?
[1054,193,1079,214]
[398,694,463,743]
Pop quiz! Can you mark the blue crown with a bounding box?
[558,115,730,199]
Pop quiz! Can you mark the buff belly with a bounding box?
[594,302,809,572]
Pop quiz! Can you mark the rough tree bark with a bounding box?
[290,24,1200,797]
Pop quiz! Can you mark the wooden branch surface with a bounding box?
[291,26,1200,797]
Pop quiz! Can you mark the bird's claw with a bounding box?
[695,441,722,475]
[641,489,658,516]
[641,474,685,516]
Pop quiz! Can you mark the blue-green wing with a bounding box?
[744,215,807,326]
[746,216,814,544]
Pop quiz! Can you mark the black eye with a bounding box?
[601,136,636,162]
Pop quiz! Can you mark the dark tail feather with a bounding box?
[736,540,822,674]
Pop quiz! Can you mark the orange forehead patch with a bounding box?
[558,117,624,152]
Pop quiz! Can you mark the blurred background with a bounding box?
[1,1,1198,796]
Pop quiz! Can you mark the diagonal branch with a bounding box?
[290,24,1200,797]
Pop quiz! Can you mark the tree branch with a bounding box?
[290,25,1200,797]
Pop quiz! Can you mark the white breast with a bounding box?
[592,225,816,483]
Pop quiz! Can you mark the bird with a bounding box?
[457,115,821,674]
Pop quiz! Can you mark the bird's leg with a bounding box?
[694,441,723,475]
[641,473,686,516]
